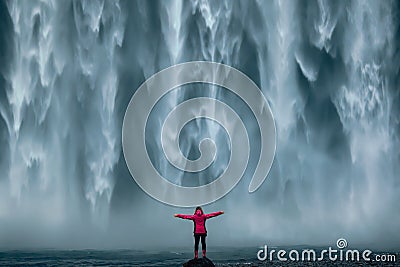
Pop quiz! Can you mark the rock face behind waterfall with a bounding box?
[183,257,215,267]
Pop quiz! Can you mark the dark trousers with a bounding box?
[194,234,206,251]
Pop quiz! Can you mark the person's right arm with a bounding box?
[174,214,194,220]
[205,211,224,219]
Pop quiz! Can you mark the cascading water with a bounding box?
[0,0,399,250]
[0,0,125,237]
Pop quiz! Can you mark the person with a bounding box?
[174,207,224,259]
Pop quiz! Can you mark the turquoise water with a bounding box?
[0,248,398,266]
[0,248,254,266]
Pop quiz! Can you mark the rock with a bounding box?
[182,257,215,267]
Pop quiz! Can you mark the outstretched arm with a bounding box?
[205,211,224,219]
[174,214,194,220]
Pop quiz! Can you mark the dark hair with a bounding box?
[194,206,203,214]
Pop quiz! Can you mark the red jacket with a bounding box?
[176,211,223,234]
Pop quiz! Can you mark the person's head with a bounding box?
[194,206,203,215]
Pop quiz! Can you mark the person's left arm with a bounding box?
[205,211,224,219]
[174,214,194,220]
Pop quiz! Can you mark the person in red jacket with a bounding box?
[174,206,224,259]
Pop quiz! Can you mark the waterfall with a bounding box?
[0,0,398,249]
[0,0,125,229]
